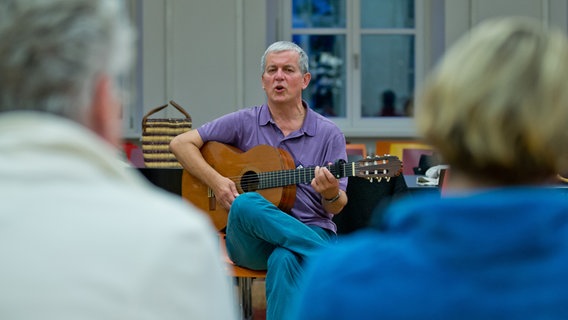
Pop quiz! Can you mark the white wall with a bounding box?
[444,0,568,48]
[127,0,267,138]
[127,0,568,149]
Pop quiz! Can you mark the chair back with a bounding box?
[346,144,367,162]
[375,140,434,175]
[439,168,450,196]
[402,148,434,175]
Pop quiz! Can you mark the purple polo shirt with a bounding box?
[197,102,347,232]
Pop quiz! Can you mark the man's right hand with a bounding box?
[212,176,240,211]
[171,130,240,211]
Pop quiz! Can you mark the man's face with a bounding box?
[261,50,311,105]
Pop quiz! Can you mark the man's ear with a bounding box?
[302,72,311,89]
[90,75,122,147]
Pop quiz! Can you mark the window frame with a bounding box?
[280,0,425,138]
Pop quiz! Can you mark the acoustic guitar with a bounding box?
[182,141,402,231]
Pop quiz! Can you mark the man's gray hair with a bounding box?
[260,41,309,75]
[0,0,134,122]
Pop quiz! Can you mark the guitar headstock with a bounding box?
[352,155,402,182]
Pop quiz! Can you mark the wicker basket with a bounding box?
[141,100,192,168]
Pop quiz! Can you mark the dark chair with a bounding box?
[334,174,410,235]
[402,148,435,175]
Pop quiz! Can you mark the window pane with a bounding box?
[361,0,414,29]
[360,35,414,118]
[293,34,346,117]
[293,0,346,28]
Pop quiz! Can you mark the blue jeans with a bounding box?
[226,192,334,320]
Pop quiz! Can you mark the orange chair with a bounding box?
[375,139,432,159]
[346,143,367,162]
[375,140,434,175]
[218,234,266,319]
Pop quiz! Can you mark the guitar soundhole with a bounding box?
[241,171,260,192]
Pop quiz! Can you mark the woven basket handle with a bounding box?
[142,100,191,129]
[142,103,168,126]
[169,100,191,119]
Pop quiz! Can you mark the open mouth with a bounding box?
[274,85,285,93]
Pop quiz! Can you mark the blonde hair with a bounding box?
[416,17,568,184]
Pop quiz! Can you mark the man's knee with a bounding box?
[229,192,265,221]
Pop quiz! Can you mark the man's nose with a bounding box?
[275,68,284,79]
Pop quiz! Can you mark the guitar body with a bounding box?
[182,141,297,231]
[182,141,402,231]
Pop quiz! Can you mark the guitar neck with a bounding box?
[255,161,352,190]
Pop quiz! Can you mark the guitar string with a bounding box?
[218,160,398,186]
[222,164,337,183]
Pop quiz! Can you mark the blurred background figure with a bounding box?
[0,1,237,319]
[378,89,398,117]
[289,17,568,319]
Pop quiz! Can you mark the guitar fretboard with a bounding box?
[236,154,399,192]
[257,162,352,189]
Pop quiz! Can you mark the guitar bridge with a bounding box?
[208,188,216,211]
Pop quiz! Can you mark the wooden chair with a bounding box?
[218,234,266,320]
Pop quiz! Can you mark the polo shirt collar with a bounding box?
[259,101,317,137]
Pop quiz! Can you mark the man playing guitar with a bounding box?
[171,41,348,320]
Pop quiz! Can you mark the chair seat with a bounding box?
[230,264,268,278]
[218,233,266,320]
[220,235,267,278]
